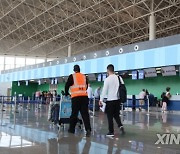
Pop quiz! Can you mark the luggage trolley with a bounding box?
[58,96,83,131]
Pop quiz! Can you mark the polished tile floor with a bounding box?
[0,104,180,154]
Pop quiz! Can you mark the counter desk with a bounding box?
[168,95,180,111]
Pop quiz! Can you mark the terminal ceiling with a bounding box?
[0,0,179,58]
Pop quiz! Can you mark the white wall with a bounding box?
[0,82,12,96]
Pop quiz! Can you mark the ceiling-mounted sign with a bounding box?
[51,79,54,84]
[38,80,41,85]
[144,68,157,78]
[138,70,144,80]
[161,66,176,76]
[55,78,58,84]
[132,71,137,80]
[88,74,96,81]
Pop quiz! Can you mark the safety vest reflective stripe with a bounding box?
[72,74,77,85]
[71,91,87,94]
[70,85,86,88]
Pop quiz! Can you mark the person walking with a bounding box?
[99,64,125,137]
[87,83,94,105]
[161,87,171,112]
[65,65,91,137]
[139,89,146,111]
[94,87,101,100]
[87,84,93,99]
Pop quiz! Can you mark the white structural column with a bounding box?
[149,0,156,41]
[3,56,5,70]
[45,57,47,62]
[68,44,72,57]
[149,13,156,40]
[14,57,16,68]
[25,56,27,66]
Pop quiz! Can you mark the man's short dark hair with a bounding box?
[107,64,114,72]
[73,65,80,72]
[166,87,171,92]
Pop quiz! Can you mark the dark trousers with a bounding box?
[69,96,91,132]
[106,100,123,133]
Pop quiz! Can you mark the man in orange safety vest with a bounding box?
[65,65,91,137]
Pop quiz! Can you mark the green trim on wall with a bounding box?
[88,75,180,99]
[11,81,38,97]
[124,75,180,98]
[89,81,103,92]
[57,83,66,94]
[37,83,50,92]
[11,75,180,99]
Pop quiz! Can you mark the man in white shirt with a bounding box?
[99,64,125,137]
[94,87,101,100]
[87,84,93,99]
[139,89,146,111]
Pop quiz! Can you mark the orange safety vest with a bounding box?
[70,73,88,98]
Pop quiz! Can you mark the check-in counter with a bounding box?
[168,95,180,111]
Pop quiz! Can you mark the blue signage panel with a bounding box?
[132,71,137,80]
[138,70,144,80]
[1,44,180,82]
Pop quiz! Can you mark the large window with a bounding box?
[47,58,55,62]
[0,56,4,72]
[15,57,25,68]
[0,56,48,71]
[26,58,36,65]
[36,58,45,64]
[5,57,15,70]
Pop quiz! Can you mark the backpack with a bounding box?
[117,76,127,103]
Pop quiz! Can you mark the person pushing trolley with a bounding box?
[65,65,91,137]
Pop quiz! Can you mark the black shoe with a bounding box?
[68,129,75,134]
[86,130,91,137]
[120,126,125,135]
[106,132,114,137]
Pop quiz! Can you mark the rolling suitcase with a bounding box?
[51,104,60,124]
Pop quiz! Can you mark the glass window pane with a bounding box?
[5,57,14,65]
[15,57,25,68]
[0,56,4,64]
[0,65,4,71]
[16,57,25,64]
[5,65,11,70]
[16,64,22,68]
[36,58,45,64]
[26,58,35,65]
[5,57,14,70]
[47,58,54,62]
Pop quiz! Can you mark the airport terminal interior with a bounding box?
[0,0,180,154]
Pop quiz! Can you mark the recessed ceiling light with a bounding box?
[94,53,97,58]
[119,48,123,53]
[73,57,76,62]
[134,45,139,51]
[106,50,109,56]
[83,55,86,60]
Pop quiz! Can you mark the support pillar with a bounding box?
[68,44,72,57]
[45,57,47,62]
[149,13,156,40]
[25,56,27,66]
